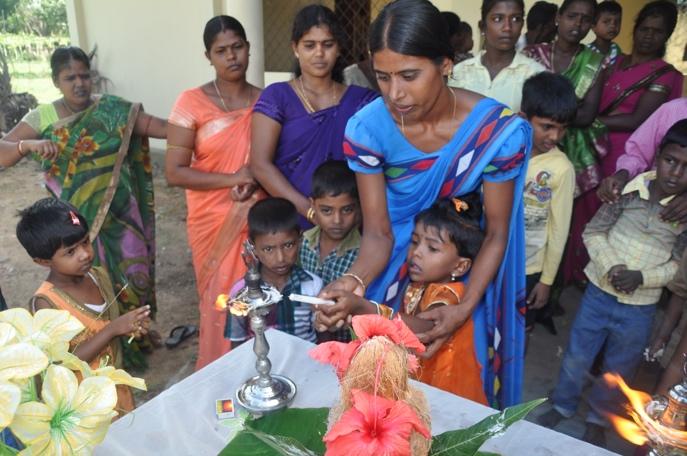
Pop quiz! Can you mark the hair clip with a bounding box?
[452,198,469,213]
[69,210,81,226]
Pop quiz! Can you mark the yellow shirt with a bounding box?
[583,171,687,305]
[524,149,575,284]
[449,51,545,112]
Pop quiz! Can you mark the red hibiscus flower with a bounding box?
[310,315,426,377]
[309,340,361,379]
[324,389,430,456]
[352,315,425,354]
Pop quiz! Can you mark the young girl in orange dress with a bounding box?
[16,198,151,414]
[321,195,487,404]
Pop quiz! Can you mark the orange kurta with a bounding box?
[33,266,135,415]
[169,88,261,370]
[404,282,488,405]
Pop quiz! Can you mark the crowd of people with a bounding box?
[1,0,686,449]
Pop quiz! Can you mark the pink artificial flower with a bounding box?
[324,389,430,456]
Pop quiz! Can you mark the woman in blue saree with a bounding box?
[317,0,531,408]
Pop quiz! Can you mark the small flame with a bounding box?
[608,414,648,446]
[215,294,229,311]
[604,373,687,450]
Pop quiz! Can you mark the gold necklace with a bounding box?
[400,87,456,136]
[297,76,336,114]
[213,79,251,112]
[61,98,90,115]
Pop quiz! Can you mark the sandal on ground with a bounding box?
[165,324,197,349]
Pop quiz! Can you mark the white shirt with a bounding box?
[449,51,546,112]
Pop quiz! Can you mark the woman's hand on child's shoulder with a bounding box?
[109,305,151,338]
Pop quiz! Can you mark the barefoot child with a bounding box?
[16,198,151,414]
[300,160,360,341]
[226,198,323,347]
[318,195,488,404]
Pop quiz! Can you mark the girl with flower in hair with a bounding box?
[320,194,488,404]
[0,46,167,367]
[15,198,151,414]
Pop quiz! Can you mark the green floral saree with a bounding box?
[34,94,155,368]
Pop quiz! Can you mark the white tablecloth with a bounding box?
[97,330,618,455]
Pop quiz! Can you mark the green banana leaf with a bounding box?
[429,398,546,456]
[219,407,329,455]
[219,399,545,456]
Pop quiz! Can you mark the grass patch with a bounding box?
[8,59,59,104]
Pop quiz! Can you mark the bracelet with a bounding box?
[17,140,26,157]
[342,272,366,292]
[370,300,394,319]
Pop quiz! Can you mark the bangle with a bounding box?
[370,300,394,319]
[17,140,26,157]
[342,272,366,293]
[306,207,316,223]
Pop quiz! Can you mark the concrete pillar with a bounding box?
[64,0,87,49]
[219,0,265,87]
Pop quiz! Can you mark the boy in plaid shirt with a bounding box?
[300,161,360,341]
[539,119,687,447]
[226,198,322,347]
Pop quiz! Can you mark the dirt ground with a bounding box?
[0,151,199,404]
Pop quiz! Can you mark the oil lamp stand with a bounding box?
[233,242,297,415]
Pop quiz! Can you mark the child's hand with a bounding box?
[606,264,627,280]
[526,282,551,310]
[314,289,364,332]
[610,269,643,294]
[109,306,151,337]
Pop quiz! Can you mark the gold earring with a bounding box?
[307,207,316,223]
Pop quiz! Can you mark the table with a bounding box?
[97,330,618,455]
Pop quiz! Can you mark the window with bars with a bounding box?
[262,0,390,73]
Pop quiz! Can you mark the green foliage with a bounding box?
[219,408,329,456]
[220,399,546,456]
[429,398,546,456]
[0,0,67,36]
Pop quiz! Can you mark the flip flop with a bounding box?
[165,324,197,349]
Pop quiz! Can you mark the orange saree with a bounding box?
[169,88,259,370]
[403,282,487,405]
[32,266,135,415]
